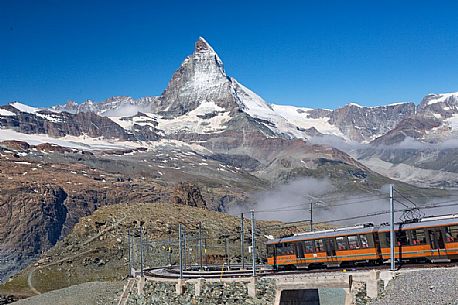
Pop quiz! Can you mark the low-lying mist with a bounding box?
[230,177,458,229]
[310,135,458,153]
[102,104,153,117]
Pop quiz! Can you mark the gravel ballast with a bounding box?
[11,281,123,305]
[371,267,458,305]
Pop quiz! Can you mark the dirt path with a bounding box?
[27,248,96,295]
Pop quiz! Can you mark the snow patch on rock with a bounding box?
[271,104,346,138]
[425,92,458,106]
[0,109,16,116]
[157,100,231,134]
[10,102,40,114]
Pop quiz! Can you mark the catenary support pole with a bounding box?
[240,213,245,269]
[250,210,256,277]
[204,237,208,268]
[199,222,203,271]
[168,230,172,266]
[127,229,132,277]
[140,227,144,277]
[390,184,396,271]
[310,201,313,231]
[183,228,187,271]
[179,224,183,279]
[225,236,229,268]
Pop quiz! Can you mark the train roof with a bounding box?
[266,225,378,245]
[267,214,458,245]
[378,214,458,232]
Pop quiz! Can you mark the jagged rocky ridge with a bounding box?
[2,37,458,146]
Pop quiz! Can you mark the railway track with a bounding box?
[144,261,458,279]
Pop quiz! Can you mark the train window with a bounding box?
[378,232,389,247]
[276,243,293,255]
[285,243,294,255]
[444,226,458,243]
[359,235,369,248]
[315,239,324,252]
[275,243,284,255]
[407,229,426,245]
[348,235,360,249]
[449,226,458,242]
[288,243,295,255]
[397,231,408,246]
[267,244,275,257]
[336,236,348,250]
[304,240,315,253]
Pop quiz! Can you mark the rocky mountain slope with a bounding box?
[0,137,270,283]
[0,202,298,297]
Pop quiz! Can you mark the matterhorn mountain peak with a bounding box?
[158,37,235,117]
[194,36,213,53]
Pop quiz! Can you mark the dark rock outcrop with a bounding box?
[329,102,416,142]
[172,182,207,209]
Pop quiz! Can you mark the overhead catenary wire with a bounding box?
[261,200,458,231]
[261,208,397,230]
[394,198,411,208]
[393,189,419,208]
[248,195,388,214]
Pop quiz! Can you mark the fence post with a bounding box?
[199,222,203,271]
[128,229,132,277]
[140,227,144,277]
[250,210,256,277]
[240,213,245,269]
[179,224,183,279]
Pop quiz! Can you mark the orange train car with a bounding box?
[266,224,381,269]
[377,215,458,263]
[266,214,458,269]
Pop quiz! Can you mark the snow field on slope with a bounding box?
[232,80,308,138]
[426,92,458,106]
[446,114,458,131]
[271,104,346,138]
[109,113,157,131]
[157,100,231,134]
[10,102,40,114]
[0,128,211,154]
[0,109,16,116]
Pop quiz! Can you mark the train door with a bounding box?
[427,228,447,258]
[324,238,338,265]
[273,244,278,269]
[373,233,382,256]
[296,242,305,259]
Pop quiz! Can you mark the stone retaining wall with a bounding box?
[125,270,386,305]
[127,278,276,305]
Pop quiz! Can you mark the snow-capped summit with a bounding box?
[158,37,234,117]
[420,92,458,107]
[418,92,458,118]
[194,36,219,56]
[154,37,310,138]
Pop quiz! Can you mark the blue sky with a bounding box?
[1,0,458,109]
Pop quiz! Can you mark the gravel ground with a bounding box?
[11,282,123,305]
[371,268,458,305]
